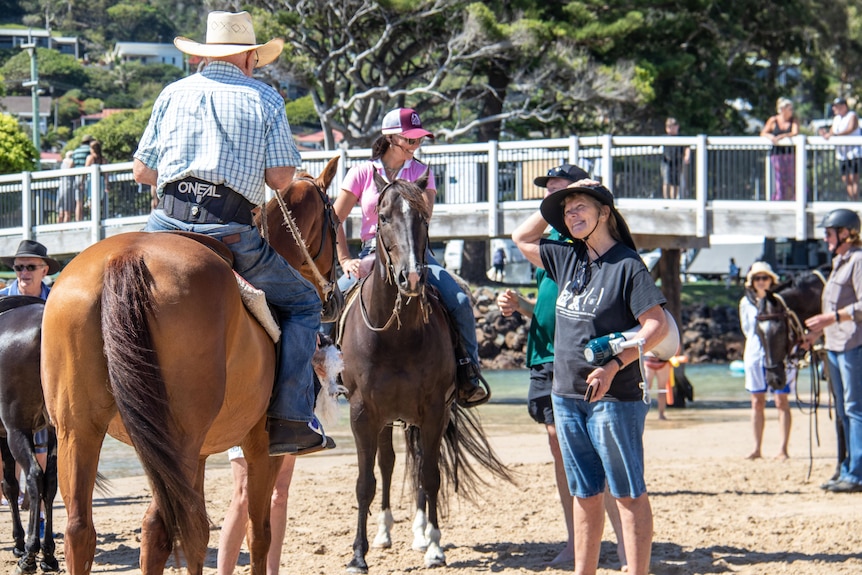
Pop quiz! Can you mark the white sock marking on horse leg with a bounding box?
[372,508,394,548]
[411,509,428,551]
[423,523,445,568]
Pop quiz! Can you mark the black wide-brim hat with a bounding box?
[0,239,61,274]
[539,181,637,251]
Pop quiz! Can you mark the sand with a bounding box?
[2,402,861,574]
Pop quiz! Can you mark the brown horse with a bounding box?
[40,155,340,575]
[339,173,511,574]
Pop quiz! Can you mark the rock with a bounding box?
[473,288,744,368]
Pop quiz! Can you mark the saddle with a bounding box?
[0,295,45,315]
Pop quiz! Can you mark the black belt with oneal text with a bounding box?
[159,177,255,225]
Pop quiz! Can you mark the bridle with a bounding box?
[265,176,342,316]
[359,183,430,332]
[756,292,806,371]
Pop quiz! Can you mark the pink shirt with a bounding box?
[341,159,437,241]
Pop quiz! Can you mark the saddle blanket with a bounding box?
[234,271,280,342]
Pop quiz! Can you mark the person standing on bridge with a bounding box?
[133,10,333,457]
[760,98,798,201]
[805,209,862,493]
[819,97,861,201]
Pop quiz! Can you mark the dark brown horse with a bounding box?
[755,271,825,390]
[339,173,510,574]
[40,156,340,575]
[0,295,58,574]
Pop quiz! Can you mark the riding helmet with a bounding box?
[819,208,861,232]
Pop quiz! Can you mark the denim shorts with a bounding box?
[551,393,649,499]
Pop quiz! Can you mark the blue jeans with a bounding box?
[552,394,649,499]
[827,347,862,485]
[146,210,321,422]
[337,247,479,365]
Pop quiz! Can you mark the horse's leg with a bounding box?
[346,407,380,574]
[372,426,395,549]
[8,430,43,574]
[0,437,25,558]
[242,421,277,575]
[54,419,106,575]
[40,427,59,572]
[419,426,445,568]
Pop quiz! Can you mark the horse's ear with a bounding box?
[373,170,388,192]
[319,155,340,191]
[416,169,430,191]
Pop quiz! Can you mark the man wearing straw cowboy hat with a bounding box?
[133,11,334,457]
[0,239,60,299]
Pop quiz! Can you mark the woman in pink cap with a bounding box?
[331,107,487,406]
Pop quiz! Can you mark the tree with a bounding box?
[0,113,38,174]
[63,106,152,163]
[0,47,88,97]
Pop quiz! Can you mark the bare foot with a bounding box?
[658,414,667,420]
[774,452,789,461]
[746,451,762,460]
[547,546,575,566]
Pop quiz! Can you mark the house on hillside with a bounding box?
[0,27,80,58]
[111,42,183,69]
[0,96,52,134]
[79,108,134,128]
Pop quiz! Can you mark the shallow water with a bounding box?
[97,363,822,478]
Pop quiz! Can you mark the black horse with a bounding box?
[754,271,825,391]
[339,173,511,574]
[0,295,58,574]
[754,270,848,473]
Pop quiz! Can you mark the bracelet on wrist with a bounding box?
[835,310,841,323]
[611,356,624,369]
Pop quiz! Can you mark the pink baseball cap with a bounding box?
[381,108,434,139]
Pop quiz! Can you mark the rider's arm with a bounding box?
[333,189,360,277]
[133,159,158,187]
[265,166,296,192]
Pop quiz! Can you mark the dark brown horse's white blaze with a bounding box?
[40,156,340,575]
[0,296,58,574]
[339,172,511,574]
[755,271,825,390]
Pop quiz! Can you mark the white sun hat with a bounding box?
[174,11,284,68]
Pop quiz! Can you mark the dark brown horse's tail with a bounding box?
[405,403,515,515]
[101,253,208,556]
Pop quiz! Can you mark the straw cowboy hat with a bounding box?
[744,261,779,288]
[1,239,61,274]
[174,11,284,68]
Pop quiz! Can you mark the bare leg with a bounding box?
[603,489,627,571]
[546,424,574,566]
[657,391,667,420]
[217,458,250,575]
[267,455,296,575]
[615,494,653,575]
[747,393,766,459]
[573,493,604,575]
[774,393,791,460]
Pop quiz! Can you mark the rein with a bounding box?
[269,177,340,300]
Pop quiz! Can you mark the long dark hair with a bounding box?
[370,135,392,160]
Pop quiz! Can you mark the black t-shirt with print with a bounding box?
[540,239,666,402]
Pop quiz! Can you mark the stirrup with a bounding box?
[456,358,491,408]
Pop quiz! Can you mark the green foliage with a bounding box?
[680,282,744,309]
[65,106,152,163]
[106,3,176,43]
[284,95,318,127]
[0,48,88,96]
[0,113,38,174]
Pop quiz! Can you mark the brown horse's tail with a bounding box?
[404,403,515,515]
[101,253,208,556]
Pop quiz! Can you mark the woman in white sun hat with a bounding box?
[739,261,794,461]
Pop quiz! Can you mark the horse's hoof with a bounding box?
[12,546,26,559]
[346,558,369,574]
[15,555,37,575]
[40,555,60,572]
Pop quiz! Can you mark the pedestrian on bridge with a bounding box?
[760,98,798,201]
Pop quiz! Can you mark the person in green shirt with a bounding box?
[497,164,625,569]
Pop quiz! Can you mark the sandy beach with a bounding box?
[1,402,861,574]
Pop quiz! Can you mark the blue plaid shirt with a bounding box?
[135,61,302,206]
